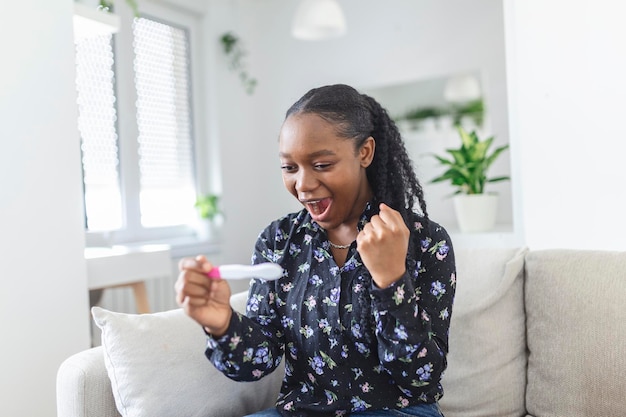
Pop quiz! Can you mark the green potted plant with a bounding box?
[194,193,223,240]
[396,106,444,131]
[194,194,221,220]
[450,98,484,128]
[430,126,510,232]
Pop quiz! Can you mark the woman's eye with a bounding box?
[314,163,331,170]
[281,164,296,172]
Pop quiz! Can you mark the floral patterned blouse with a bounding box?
[205,201,456,417]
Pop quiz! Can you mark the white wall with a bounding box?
[0,0,91,415]
[214,0,626,257]
[504,0,626,250]
[211,0,512,263]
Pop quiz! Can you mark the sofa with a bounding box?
[57,247,626,417]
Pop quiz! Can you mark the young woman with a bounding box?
[176,84,455,417]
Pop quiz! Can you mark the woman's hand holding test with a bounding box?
[175,255,232,337]
[356,203,410,289]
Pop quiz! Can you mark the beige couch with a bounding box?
[57,248,626,417]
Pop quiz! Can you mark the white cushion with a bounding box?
[91,304,282,417]
[439,247,528,417]
[524,249,626,417]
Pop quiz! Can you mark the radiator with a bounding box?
[94,270,178,314]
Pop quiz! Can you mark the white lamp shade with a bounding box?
[292,0,347,41]
[444,74,482,103]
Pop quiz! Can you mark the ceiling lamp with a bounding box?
[292,0,347,41]
[443,74,482,103]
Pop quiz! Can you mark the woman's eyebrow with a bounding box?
[279,149,336,159]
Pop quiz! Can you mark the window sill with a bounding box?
[158,236,221,259]
[85,235,220,260]
[448,223,524,249]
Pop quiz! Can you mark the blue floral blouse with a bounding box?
[205,202,456,417]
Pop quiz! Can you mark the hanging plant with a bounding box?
[98,0,139,17]
[220,32,258,95]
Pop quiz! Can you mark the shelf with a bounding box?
[73,2,121,41]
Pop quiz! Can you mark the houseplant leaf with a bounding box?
[430,126,509,195]
[194,194,221,221]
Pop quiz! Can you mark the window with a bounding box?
[75,3,202,245]
[76,32,122,231]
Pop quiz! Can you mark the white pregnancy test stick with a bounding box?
[206,263,283,281]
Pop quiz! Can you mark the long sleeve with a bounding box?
[204,231,286,381]
[369,221,455,402]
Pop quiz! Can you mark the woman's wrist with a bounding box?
[371,268,406,289]
[203,309,233,338]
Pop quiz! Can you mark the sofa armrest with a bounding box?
[57,346,121,417]
[57,292,282,417]
[57,292,281,417]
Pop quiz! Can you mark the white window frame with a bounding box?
[84,0,207,248]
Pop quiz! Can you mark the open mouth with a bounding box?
[303,198,332,219]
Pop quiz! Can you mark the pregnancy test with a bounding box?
[206,263,283,281]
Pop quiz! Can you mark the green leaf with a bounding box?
[125,0,139,16]
[220,31,257,94]
[320,351,337,369]
[469,137,492,161]
[195,194,221,220]
[457,126,475,149]
[447,149,467,166]
[487,176,510,183]
[485,144,510,169]
[431,154,454,166]
[429,126,510,195]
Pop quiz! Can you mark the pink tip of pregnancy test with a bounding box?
[206,267,221,279]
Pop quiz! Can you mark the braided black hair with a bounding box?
[285,84,429,226]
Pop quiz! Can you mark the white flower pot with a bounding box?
[453,194,498,233]
[195,218,218,241]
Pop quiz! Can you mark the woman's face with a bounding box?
[278,112,374,230]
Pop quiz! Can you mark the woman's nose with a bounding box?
[295,169,317,192]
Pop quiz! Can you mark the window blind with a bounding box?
[75,33,123,231]
[133,17,196,228]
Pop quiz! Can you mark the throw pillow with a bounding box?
[92,305,283,417]
[525,249,626,417]
[439,247,528,417]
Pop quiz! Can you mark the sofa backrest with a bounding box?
[231,290,249,314]
[439,247,528,417]
[524,249,626,417]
